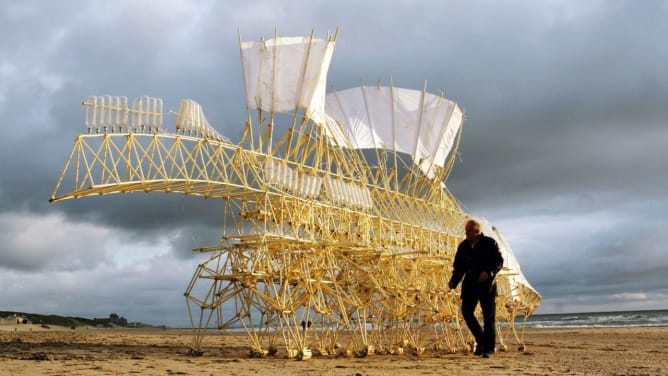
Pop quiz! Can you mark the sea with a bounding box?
[516,309,668,329]
[218,309,668,331]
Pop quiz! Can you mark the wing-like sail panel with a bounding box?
[479,218,542,313]
[325,86,463,179]
[240,34,336,124]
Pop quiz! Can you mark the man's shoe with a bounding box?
[482,348,495,358]
[474,346,484,356]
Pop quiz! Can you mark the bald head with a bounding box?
[464,219,481,242]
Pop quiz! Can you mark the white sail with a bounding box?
[479,218,542,312]
[324,86,463,179]
[240,35,335,124]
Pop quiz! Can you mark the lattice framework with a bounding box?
[51,109,539,358]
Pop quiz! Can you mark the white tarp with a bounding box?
[240,36,335,125]
[324,86,463,179]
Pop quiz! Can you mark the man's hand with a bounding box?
[478,271,489,283]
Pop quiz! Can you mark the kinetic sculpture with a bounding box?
[50,30,541,358]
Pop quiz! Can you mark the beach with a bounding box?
[1,325,666,375]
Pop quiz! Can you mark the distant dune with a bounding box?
[0,311,157,329]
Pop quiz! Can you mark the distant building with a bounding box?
[93,313,128,327]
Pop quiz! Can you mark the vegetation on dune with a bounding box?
[0,311,148,328]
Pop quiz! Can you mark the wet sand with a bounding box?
[1,325,666,375]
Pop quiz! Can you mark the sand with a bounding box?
[1,325,666,375]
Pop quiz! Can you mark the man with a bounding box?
[448,218,503,358]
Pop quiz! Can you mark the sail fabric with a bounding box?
[325,86,463,179]
[240,36,335,125]
[479,218,541,308]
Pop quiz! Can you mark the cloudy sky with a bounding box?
[1,0,667,327]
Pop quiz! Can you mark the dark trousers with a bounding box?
[461,286,496,351]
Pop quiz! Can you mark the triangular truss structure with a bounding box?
[51,29,541,358]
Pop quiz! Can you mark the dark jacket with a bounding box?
[449,234,503,297]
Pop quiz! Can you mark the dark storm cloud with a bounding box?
[1,0,667,323]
